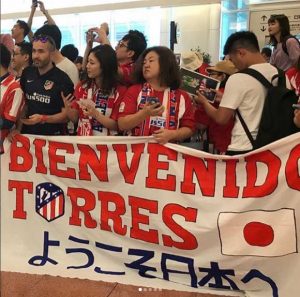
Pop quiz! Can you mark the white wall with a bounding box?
[160,4,221,64]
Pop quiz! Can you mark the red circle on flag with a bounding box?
[243,221,274,247]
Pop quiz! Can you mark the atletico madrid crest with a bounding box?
[36,182,65,222]
[44,80,54,90]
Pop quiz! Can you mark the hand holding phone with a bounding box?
[85,30,96,45]
[147,96,161,106]
[86,30,96,38]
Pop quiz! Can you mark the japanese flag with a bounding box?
[218,209,297,257]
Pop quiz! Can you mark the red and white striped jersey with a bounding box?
[0,73,24,141]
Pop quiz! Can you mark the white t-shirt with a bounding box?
[56,57,79,86]
[220,63,278,152]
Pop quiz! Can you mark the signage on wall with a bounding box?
[249,8,300,49]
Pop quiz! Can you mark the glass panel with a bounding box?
[1,0,141,13]
[220,0,249,58]
[222,0,248,11]
[1,7,160,56]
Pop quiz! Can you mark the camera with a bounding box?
[85,30,96,39]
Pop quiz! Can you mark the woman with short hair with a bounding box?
[118,46,195,144]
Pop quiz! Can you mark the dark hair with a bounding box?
[134,46,181,89]
[122,30,147,62]
[261,47,272,58]
[0,44,12,69]
[16,20,30,37]
[18,42,33,65]
[85,44,119,94]
[223,31,260,55]
[75,56,83,64]
[34,24,62,50]
[61,44,79,62]
[268,14,290,46]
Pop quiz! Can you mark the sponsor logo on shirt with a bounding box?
[150,116,166,128]
[27,92,51,104]
[119,102,125,113]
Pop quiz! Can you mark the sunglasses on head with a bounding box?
[33,35,55,46]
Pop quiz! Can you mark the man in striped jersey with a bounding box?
[0,44,24,154]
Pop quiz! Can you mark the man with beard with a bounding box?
[15,34,74,136]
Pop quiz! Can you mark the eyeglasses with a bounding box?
[33,35,56,47]
[116,40,128,48]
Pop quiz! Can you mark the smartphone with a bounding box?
[292,104,300,110]
[32,0,38,7]
[85,31,96,39]
[147,96,160,106]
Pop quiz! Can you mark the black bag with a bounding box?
[236,68,299,149]
[282,35,300,56]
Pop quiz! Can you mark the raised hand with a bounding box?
[37,1,46,13]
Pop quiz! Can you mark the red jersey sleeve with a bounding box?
[119,63,134,86]
[117,84,142,118]
[178,90,196,131]
[2,82,24,122]
[71,82,84,111]
[110,85,127,121]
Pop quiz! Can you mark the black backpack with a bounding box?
[236,68,299,149]
[282,35,300,56]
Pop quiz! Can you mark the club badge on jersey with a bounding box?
[44,80,54,90]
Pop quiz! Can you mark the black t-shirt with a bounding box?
[20,65,74,135]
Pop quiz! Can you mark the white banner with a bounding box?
[1,134,300,297]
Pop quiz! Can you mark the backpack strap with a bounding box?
[273,68,287,86]
[239,68,273,89]
[236,109,255,148]
[236,68,275,149]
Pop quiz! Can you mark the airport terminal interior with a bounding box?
[1,0,300,296]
